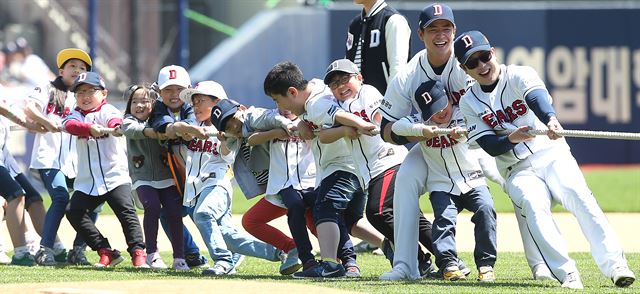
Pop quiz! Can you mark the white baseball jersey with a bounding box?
[301,79,357,185]
[0,118,21,177]
[379,49,469,122]
[183,122,236,207]
[264,116,316,208]
[459,64,570,176]
[334,84,407,187]
[64,104,130,196]
[395,107,486,195]
[27,83,77,178]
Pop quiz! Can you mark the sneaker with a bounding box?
[612,267,635,288]
[53,249,67,263]
[0,251,11,264]
[380,238,394,266]
[35,246,57,266]
[532,263,554,280]
[293,260,345,279]
[561,272,584,289]
[172,258,190,271]
[300,259,319,272]
[379,267,410,281]
[11,253,35,266]
[353,240,378,253]
[477,266,496,282]
[418,256,438,279]
[443,264,465,281]
[95,248,124,268]
[345,263,361,278]
[202,262,233,276]
[231,253,245,272]
[280,249,303,275]
[185,253,208,268]
[146,251,167,269]
[67,246,91,266]
[458,258,471,276]
[132,249,149,268]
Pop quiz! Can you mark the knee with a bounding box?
[193,211,213,225]
[313,203,339,226]
[241,212,256,231]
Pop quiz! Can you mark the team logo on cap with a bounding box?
[433,4,443,15]
[77,72,88,82]
[169,69,177,79]
[462,35,474,48]
[212,108,222,119]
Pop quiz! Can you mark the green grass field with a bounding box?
[1,252,637,293]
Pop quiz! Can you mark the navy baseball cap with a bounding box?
[211,98,241,131]
[70,72,106,92]
[415,80,448,121]
[418,3,455,29]
[454,30,492,65]
[323,58,359,85]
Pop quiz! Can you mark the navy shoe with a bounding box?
[292,260,345,279]
[380,238,394,266]
[185,253,209,268]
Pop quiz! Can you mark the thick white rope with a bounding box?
[431,127,640,141]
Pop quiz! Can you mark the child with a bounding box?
[392,79,497,282]
[206,94,318,275]
[23,48,96,266]
[149,65,209,268]
[62,72,147,268]
[264,61,366,278]
[121,84,188,270]
[175,81,286,275]
[319,59,438,277]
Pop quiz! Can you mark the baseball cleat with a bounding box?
[532,263,554,281]
[379,267,411,281]
[612,267,635,288]
[561,272,583,289]
[443,264,465,281]
[477,266,496,282]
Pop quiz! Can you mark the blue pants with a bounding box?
[39,169,96,248]
[280,186,316,263]
[429,185,497,269]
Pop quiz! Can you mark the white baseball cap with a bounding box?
[157,65,191,90]
[179,80,228,104]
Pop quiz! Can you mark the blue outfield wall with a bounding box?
[192,3,640,164]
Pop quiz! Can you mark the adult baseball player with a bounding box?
[378,3,547,280]
[456,30,636,289]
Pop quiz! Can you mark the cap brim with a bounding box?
[179,88,201,104]
[421,17,455,29]
[57,49,92,69]
[462,45,492,65]
[323,69,357,85]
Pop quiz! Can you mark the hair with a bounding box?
[123,84,158,116]
[60,59,92,71]
[263,61,308,97]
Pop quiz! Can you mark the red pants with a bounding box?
[242,197,317,252]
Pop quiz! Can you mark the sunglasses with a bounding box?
[464,51,493,69]
[328,74,356,90]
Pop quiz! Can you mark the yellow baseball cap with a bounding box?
[56,48,92,70]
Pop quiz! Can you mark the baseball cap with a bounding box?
[415,80,448,121]
[323,58,359,85]
[179,80,228,104]
[454,30,492,65]
[69,72,106,92]
[210,99,241,131]
[57,48,92,70]
[418,3,455,29]
[157,65,191,90]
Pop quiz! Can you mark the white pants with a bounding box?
[506,147,629,282]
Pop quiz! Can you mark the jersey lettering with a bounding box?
[169,69,177,79]
[481,99,529,128]
[303,119,319,130]
[353,110,371,122]
[448,89,466,105]
[188,139,219,155]
[433,4,443,15]
[425,134,459,148]
[370,30,381,47]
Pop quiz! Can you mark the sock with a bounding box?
[13,245,29,257]
[323,258,339,264]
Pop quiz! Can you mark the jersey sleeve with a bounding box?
[305,96,345,129]
[360,85,383,121]
[511,66,547,99]
[99,104,124,127]
[384,14,411,81]
[379,73,411,121]
[459,94,495,144]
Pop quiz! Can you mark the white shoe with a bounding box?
[0,251,11,264]
[533,264,554,280]
[172,258,190,271]
[612,267,635,288]
[146,252,167,269]
[561,272,583,289]
[380,267,410,281]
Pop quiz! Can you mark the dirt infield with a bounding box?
[3,212,636,254]
[0,279,360,294]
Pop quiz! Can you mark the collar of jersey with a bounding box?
[75,99,107,116]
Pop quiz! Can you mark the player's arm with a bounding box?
[23,102,60,132]
[0,101,45,132]
[172,121,207,140]
[385,14,411,80]
[121,116,158,139]
[247,128,289,146]
[390,114,438,140]
[381,118,423,144]
[334,111,377,136]
[318,126,358,144]
[524,88,563,140]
